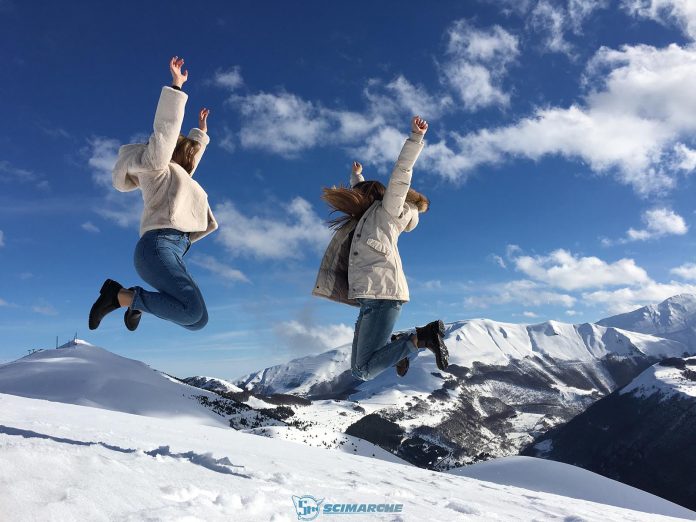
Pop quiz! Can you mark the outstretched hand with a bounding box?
[352,161,363,175]
[170,56,188,88]
[199,108,210,132]
[411,116,428,136]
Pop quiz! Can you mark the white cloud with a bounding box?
[86,137,143,228]
[189,254,249,283]
[213,66,243,90]
[275,320,354,354]
[81,221,100,234]
[214,197,331,260]
[441,20,519,110]
[625,207,688,241]
[230,91,333,157]
[513,249,650,290]
[0,230,4,247]
[436,42,696,193]
[673,143,696,171]
[491,254,507,269]
[468,279,576,308]
[623,0,696,40]
[530,1,573,55]
[522,311,539,318]
[671,262,696,280]
[0,160,49,191]
[565,309,579,316]
[529,0,609,55]
[0,297,7,306]
[32,302,58,316]
[584,280,696,314]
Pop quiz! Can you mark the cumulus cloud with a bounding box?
[213,66,244,90]
[189,254,249,283]
[623,0,696,40]
[513,249,650,290]
[441,20,519,110]
[214,197,331,260]
[0,230,4,247]
[584,280,696,313]
[434,42,696,193]
[625,207,688,241]
[86,137,143,228]
[468,279,576,308]
[275,320,354,354]
[529,0,609,55]
[671,262,696,280]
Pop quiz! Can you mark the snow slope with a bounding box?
[620,357,696,400]
[1,393,693,522]
[0,340,226,427]
[450,456,694,519]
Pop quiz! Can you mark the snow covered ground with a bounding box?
[451,456,694,518]
[2,393,694,522]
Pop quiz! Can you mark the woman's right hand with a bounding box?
[352,161,363,175]
[411,115,428,136]
[170,56,188,88]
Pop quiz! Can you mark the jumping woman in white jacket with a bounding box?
[89,56,217,332]
[314,116,449,381]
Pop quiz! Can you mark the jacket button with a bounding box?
[353,252,358,255]
[356,234,361,238]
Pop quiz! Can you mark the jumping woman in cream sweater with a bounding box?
[89,56,217,332]
[314,116,449,381]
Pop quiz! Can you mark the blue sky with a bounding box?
[2,0,696,379]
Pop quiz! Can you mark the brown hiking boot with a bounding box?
[415,320,449,371]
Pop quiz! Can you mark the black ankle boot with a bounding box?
[124,308,142,332]
[88,279,122,330]
[415,320,449,371]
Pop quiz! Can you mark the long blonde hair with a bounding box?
[322,180,429,230]
[171,135,201,174]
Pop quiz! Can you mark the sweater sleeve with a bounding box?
[350,168,365,188]
[382,132,424,218]
[186,127,210,177]
[140,86,188,171]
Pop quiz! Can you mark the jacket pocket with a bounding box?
[366,238,391,256]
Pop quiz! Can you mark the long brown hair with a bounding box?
[322,180,429,230]
[171,135,201,174]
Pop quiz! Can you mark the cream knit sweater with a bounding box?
[112,86,218,243]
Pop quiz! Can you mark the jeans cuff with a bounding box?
[130,286,144,312]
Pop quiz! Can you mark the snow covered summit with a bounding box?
[599,293,696,348]
[0,340,226,426]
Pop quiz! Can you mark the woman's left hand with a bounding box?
[199,108,210,132]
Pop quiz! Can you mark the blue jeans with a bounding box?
[130,229,208,331]
[351,298,420,381]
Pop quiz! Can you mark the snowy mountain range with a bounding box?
[230,302,693,470]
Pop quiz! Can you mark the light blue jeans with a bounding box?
[351,298,420,381]
[130,229,208,331]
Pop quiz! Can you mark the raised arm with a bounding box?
[350,161,365,187]
[382,116,428,218]
[185,107,210,176]
[141,56,189,171]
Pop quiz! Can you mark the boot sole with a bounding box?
[433,320,449,371]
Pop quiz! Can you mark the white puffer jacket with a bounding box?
[112,86,218,243]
